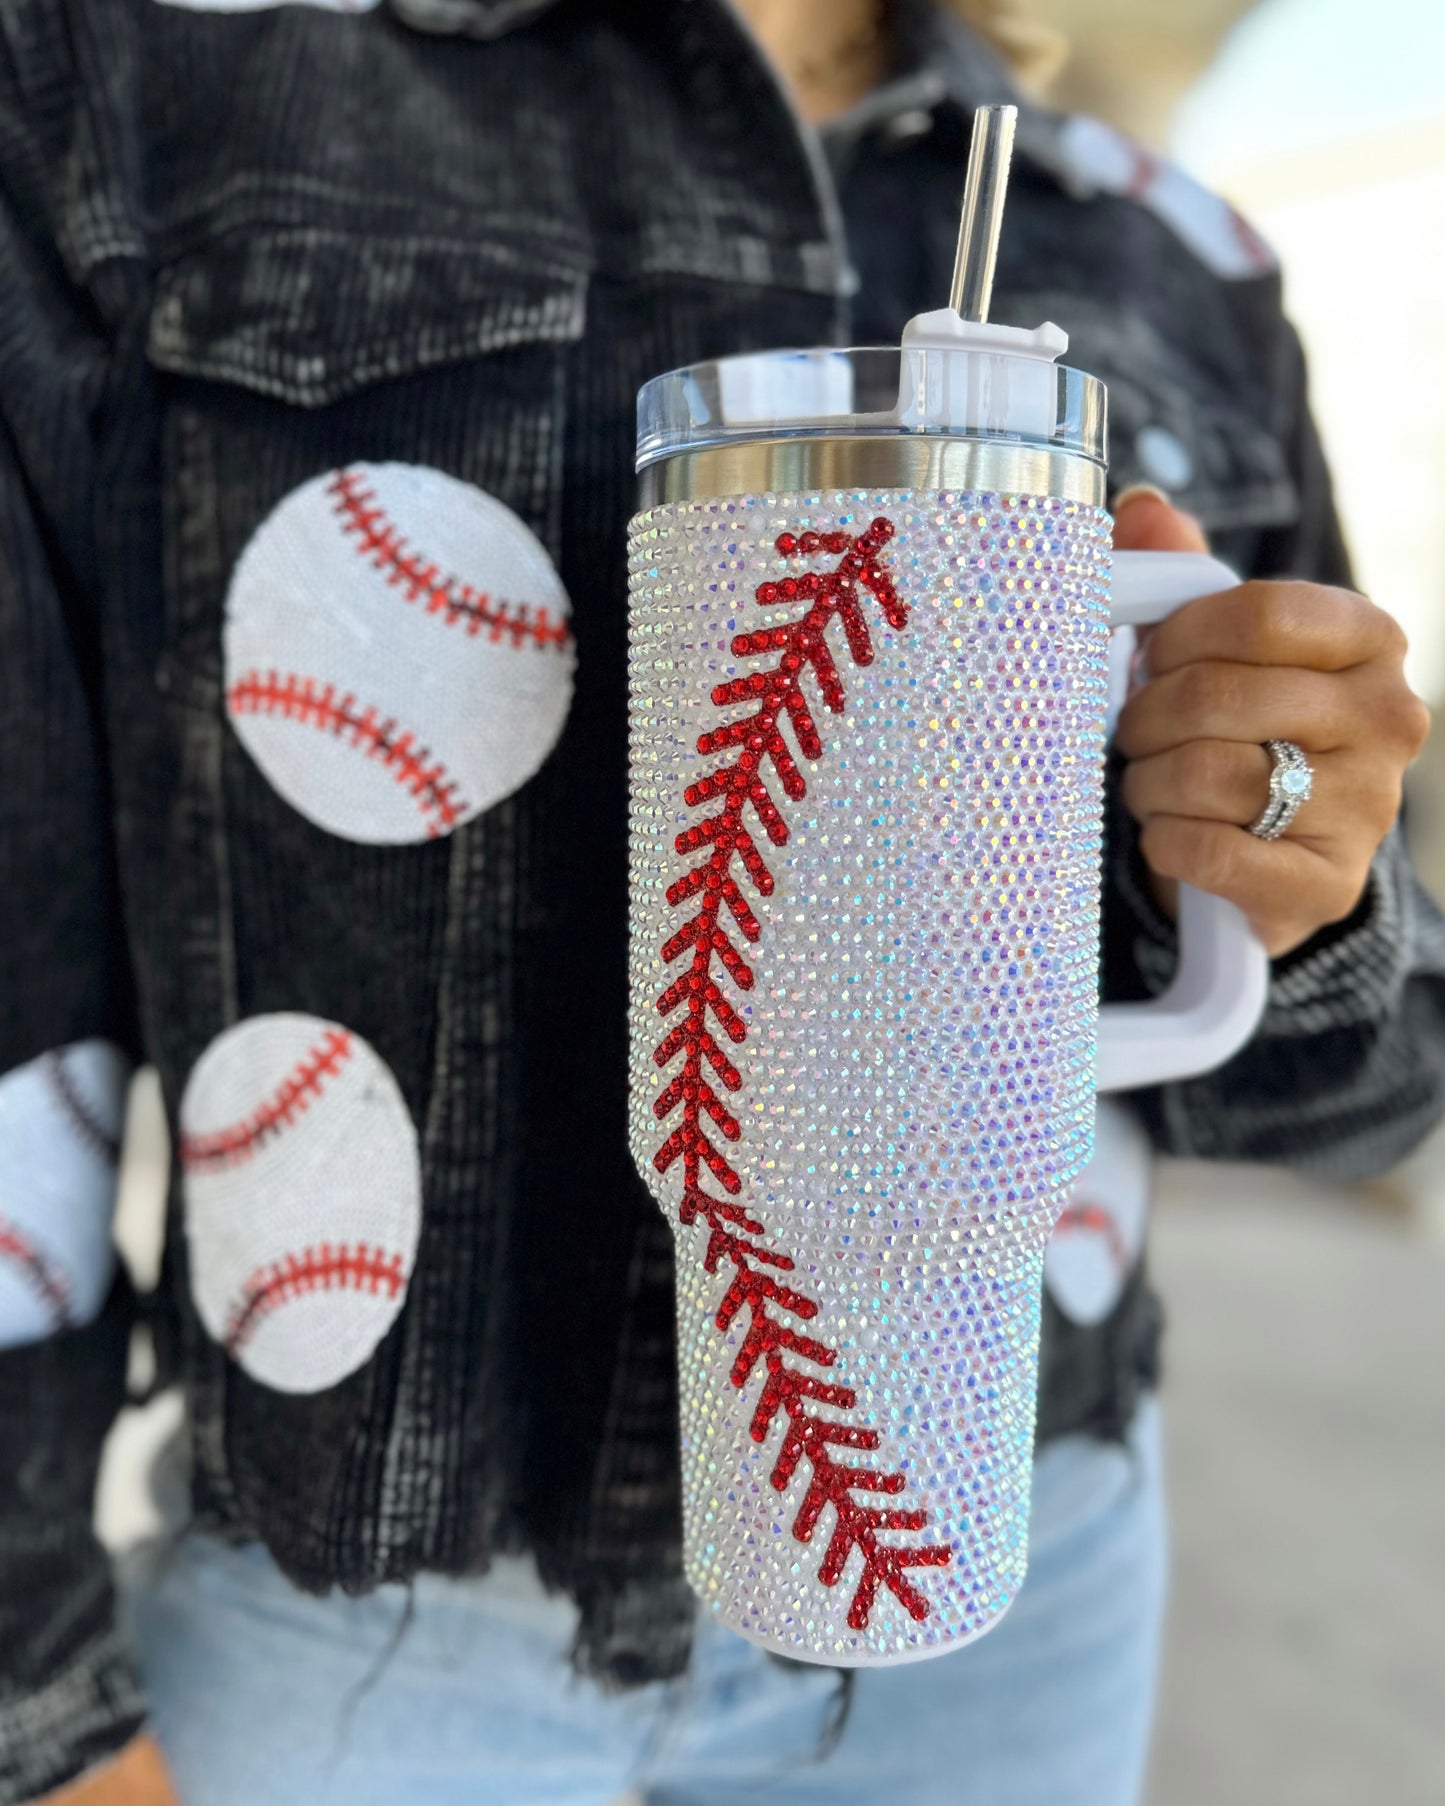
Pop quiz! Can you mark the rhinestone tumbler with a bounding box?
[626,312,1268,1667]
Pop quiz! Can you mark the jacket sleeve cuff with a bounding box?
[0,1618,146,1806]
[0,1284,147,1804]
[1261,829,1422,1035]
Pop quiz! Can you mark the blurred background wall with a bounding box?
[1035,0,1258,146]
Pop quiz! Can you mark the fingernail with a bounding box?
[1112,483,1172,510]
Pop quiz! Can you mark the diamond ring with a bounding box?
[1249,739,1314,840]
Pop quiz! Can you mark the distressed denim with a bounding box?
[121,1401,1166,1806]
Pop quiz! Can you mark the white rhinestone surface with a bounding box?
[628,490,1113,1663]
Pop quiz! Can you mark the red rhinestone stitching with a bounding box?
[652,518,952,1630]
[223,1240,408,1354]
[180,1029,354,1173]
[328,468,572,651]
[226,671,467,834]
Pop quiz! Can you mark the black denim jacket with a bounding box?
[4,1,1445,1795]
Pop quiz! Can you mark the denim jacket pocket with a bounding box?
[148,230,586,410]
[999,291,1299,536]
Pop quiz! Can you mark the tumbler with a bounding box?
[626,112,1269,1667]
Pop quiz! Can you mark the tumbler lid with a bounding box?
[634,331,1107,473]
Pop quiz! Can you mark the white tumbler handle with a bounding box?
[1097,551,1270,1093]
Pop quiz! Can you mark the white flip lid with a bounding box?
[901,307,1069,361]
[892,307,1071,439]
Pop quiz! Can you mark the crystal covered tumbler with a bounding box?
[627,319,1267,1666]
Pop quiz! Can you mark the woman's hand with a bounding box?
[1112,488,1430,958]
[39,1737,179,1805]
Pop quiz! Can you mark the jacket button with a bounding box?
[883,108,935,145]
[1136,425,1194,490]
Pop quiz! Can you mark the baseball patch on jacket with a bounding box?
[224,463,575,845]
[0,1041,130,1350]
[180,1013,422,1393]
[1058,115,1276,281]
[1043,1099,1152,1327]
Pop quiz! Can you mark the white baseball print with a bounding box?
[1043,1099,1153,1327]
[224,462,575,845]
[0,1041,129,1351]
[181,1013,421,1393]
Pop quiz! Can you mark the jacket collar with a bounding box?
[386,0,1072,184]
[822,0,1070,183]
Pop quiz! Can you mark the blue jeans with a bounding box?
[122,1400,1164,1806]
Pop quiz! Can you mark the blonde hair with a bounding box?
[945,0,1069,93]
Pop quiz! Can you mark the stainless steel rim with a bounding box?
[635,436,1106,509]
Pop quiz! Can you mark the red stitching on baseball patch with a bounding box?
[1053,1201,1132,1276]
[0,1214,72,1328]
[43,1051,121,1166]
[652,520,952,1631]
[328,468,571,652]
[227,671,468,834]
[224,1241,408,1354]
[180,1028,353,1173]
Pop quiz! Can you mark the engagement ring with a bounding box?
[1249,739,1314,840]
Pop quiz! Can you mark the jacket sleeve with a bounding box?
[0,37,148,1801]
[1102,321,1445,1179]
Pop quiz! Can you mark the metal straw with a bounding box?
[948,105,1018,323]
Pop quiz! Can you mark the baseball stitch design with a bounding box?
[42,1051,122,1166]
[328,469,572,652]
[0,1215,72,1331]
[224,463,575,847]
[179,1027,353,1172]
[224,1243,407,1354]
[226,675,466,837]
[652,519,952,1632]
[0,1041,128,1352]
[1051,1201,1132,1277]
[181,1015,421,1394]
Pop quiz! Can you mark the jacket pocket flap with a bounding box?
[149,230,586,408]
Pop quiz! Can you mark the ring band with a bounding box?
[1249,739,1314,840]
